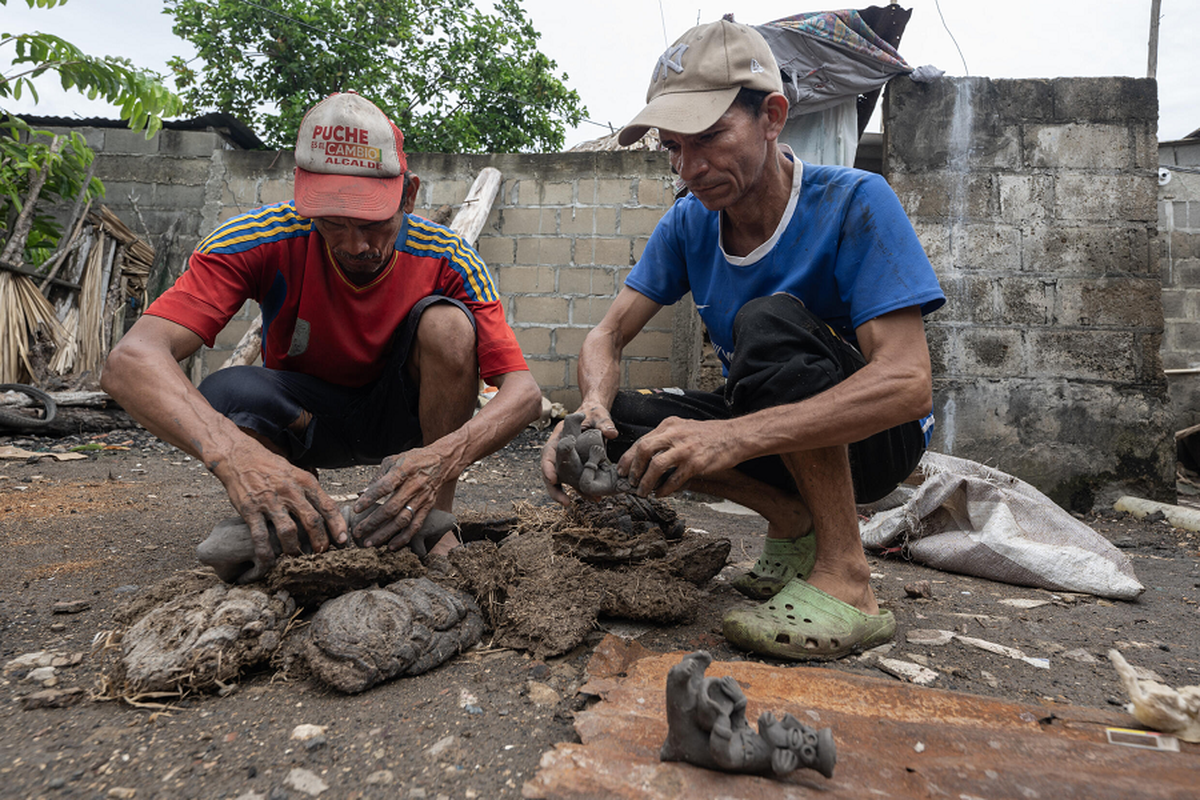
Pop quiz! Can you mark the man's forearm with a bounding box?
[576,325,625,414]
[424,369,542,476]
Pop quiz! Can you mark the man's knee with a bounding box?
[198,365,265,414]
[411,302,477,372]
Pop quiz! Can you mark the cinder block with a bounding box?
[1160,289,1185,320]
[998,176,1052,224]
[428,179,469,207]
[1172,230,1200,260]
[513,325,552,356]
[158,130,221,157]
[644,303,674,331]
[526,357,568,389]
[1025,124,1133,170]
[1056,278,1163,327]
[635,177,678,207]
[571,296,614,326]
[548,387,582,408]
[558,266,617,296]
[1134,127,1158,171]
[561,207,617,236]
[498,265,556,294]
[997,277,1053,326]
[923,324,954,376]
[891,171,995,220]
[515,237,572,266]
[633,236,653,261]
[939,275,1002,325]
[98,153,212,185]
[502,207,555,236]
[155,183,207,211]
[475,236,515,266]
[1022,222,1153,276]
[949,223,1021,273]
[593,178,635,205]
[1026,329,1140,381]
[619,207,668,236]
[956,327,1025,378]
[911,222,951,273]
[553,326,590,357]
[259,178,294,205]
[1052,78,1157,124]
[622,330,672,358]
[584,237,633,267]
[103,127,159,155]
[625,359,673,389]
[222,176,260,207]
[519,180,574,206]
[513,295,570,325]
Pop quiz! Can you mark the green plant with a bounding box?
[0,0,183,265]
[165,0,586,152]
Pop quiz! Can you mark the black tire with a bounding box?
[0,383,58,430]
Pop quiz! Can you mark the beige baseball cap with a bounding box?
[618,19,783,147]
[293,92,408,221]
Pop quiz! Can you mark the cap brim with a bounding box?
[617,86,741,147]
[294,168,405,221]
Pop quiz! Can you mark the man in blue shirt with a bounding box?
[542,19,944,660]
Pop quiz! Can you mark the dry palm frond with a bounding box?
[0,270,68,383]
[75,230,111,375]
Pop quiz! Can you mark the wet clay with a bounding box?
[446,497,730,658]
[661,651,837,779]
[555,412,629,496]
[303,577,484,693]
[197,504,458,584]
[116,583,296,694]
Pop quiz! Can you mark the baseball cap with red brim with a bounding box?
[293,92,408,222]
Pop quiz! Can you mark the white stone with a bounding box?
[284,768,328,796]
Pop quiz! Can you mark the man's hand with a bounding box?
[210,437,347,583]
[617,416,742,498]
[351,446,449,549]
[540,403,618,505]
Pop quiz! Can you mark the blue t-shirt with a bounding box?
[626,161,945,371]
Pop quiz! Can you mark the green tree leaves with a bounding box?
[165,0,586,152]
[0,0,183,265]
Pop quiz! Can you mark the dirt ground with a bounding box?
[2,423,1199,800]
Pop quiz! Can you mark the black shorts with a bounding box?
[607,294,925,504]
[198,296,474,470]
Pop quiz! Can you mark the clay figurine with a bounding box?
[197,503,458,584]
[555,412,629,496]
[661,651,836,779]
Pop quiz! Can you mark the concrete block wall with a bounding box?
[886,76,1174,506]
[183,150,679,399]
[1158,139,1200,431]
[435,153,678,407]
[43,126,228,281]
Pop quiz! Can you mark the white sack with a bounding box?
[859,451,1144,600]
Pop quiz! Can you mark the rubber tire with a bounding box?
[0,383,58,430]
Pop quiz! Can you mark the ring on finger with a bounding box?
[404,504,414,514]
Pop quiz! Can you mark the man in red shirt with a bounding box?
[103,93,541,579]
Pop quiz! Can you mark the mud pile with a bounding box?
[101,496,730,695]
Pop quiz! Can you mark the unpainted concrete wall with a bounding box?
[886,76,1173,507]
[1158,139,1200,431]
[56,77,1177,503]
